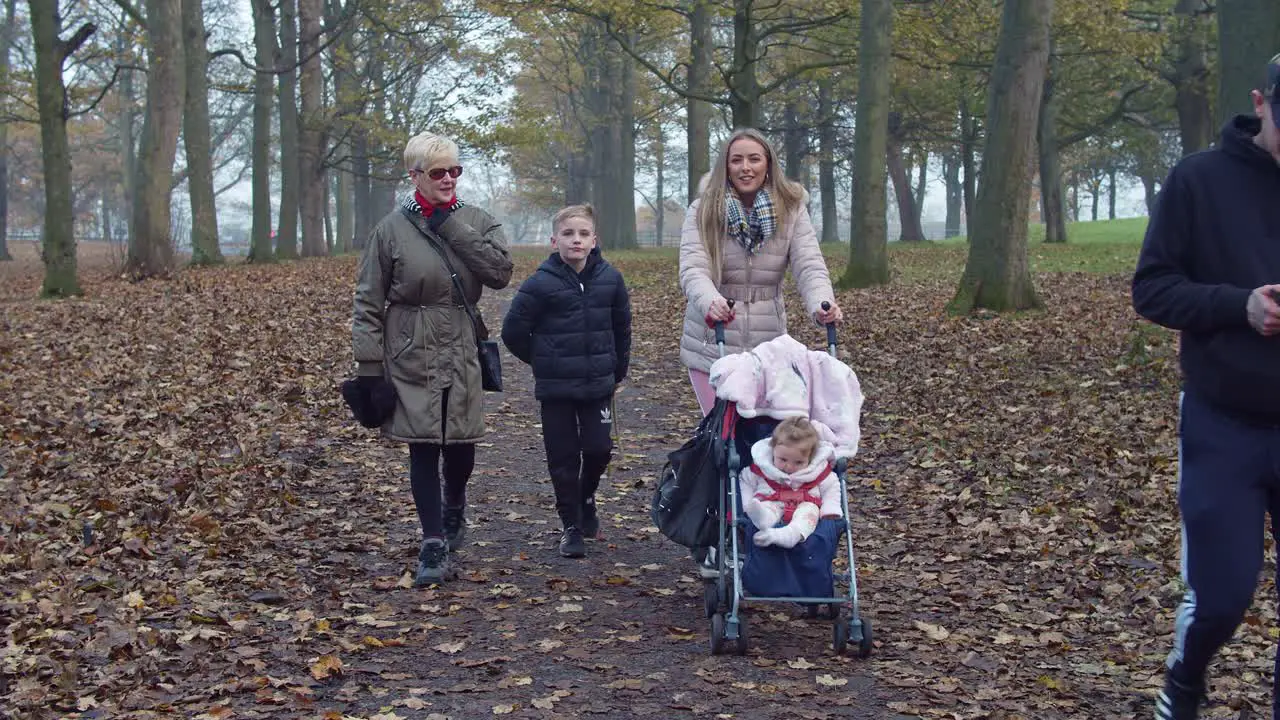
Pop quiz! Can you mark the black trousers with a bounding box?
[407,388,475,539]
[540,394,615,528]
[1167,391,1280,719]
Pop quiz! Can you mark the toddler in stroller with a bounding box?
[740,417,841,549]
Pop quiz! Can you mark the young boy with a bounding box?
[739,417,842,549]
[501,204,632,558]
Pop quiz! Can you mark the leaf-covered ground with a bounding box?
[2,238,1275,719]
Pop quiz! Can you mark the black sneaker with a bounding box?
[443,506,467,551]
[415,537,450,586]
[1155,675,1204,720]
[559,527,586,558]
[581,499,600,540]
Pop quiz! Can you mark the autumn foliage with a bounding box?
[1,241,1275,718]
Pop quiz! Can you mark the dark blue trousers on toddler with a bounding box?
[1169,391,1280,717]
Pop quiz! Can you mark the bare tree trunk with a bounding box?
[887,113,925,242]
[913,149,927,218]
[248,0,275,262]
[335,148,353,252]
[101,196,112,246]
[654,126,665,247]
[783,100,805,180]
[128,0,184,279]
[943,151,962,238]
[687,0,712,202]
[1038,60,1067,243]
[352,128,370,250]
[183,0,222,265]
[1217,0,1280,129]
[841,0,892,288]
[960,96,977,230]
[818,77,838,243]
[1108,166,1118,219]
[323,176,333,251]
[118,31,137,250]
[729,0,761,128]
[1173,0,1213,155]
[30,0,92,294]
[275,0,300,259]
[298,0,325,257]
[614,36,637,248]
[949,0,1051,314]
[0,0,14,261]
[587,28,637,249]
[329,0,354,253]
[1140,172,1157,213]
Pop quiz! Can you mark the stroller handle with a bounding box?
[714,299,736,354]
[821,302,838,357]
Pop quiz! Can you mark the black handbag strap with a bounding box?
[400,207,487,341]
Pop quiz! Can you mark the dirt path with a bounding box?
[242,289,894,719]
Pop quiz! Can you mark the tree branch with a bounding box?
[1057,83,1150,149]
[107,0,146,29]
[57,22,97,62]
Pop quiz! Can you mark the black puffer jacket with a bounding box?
[501,248,632,401]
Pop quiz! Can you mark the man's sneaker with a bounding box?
[1155,675,1204,720]
[443,506,467,551]
[581,499,600,540]
[415,537,450,586]
[559,527,586,558]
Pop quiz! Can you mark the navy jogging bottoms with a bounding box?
[540,395,615,528]
[1169,390,1280,713]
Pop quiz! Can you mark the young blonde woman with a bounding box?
[679,128,843,416]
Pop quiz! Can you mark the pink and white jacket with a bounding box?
[709,334,863,458]
[740,439,842,521]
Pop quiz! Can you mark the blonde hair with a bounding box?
[696,128,806,284]
[551,203,596,234]
[771,417,820,461]
[403,133,459,173]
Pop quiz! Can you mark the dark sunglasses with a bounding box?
[411,165,463,180]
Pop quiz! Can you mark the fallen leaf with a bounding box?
[309,654,343,681]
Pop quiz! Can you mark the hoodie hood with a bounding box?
[1219,115,1280,173]
[749,437,835,487]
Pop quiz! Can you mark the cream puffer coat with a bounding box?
[679,189,836,373]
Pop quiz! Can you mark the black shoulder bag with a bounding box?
[401,208,503,392]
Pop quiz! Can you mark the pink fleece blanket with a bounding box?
[708,334,863,458]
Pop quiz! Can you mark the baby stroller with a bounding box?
[657,302,873,657]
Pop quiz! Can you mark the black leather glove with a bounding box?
[341,375,397,428]
[427,205,454,232]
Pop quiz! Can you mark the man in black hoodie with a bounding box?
[502,204,632,559]
[1134,54,1280,720]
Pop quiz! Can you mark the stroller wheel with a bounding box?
[703,582,719,618]
[827,603,842,619]
[709,613,726,655]
[856,616,873,658]
[732,616,749,656]
[832,618,849,655]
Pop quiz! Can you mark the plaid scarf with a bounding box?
[724,188,776,255]
[401,192,464,217]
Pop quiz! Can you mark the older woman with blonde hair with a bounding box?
[350,132,513,585]
[679,128,843,416]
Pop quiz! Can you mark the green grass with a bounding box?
[517,216,1150,284]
